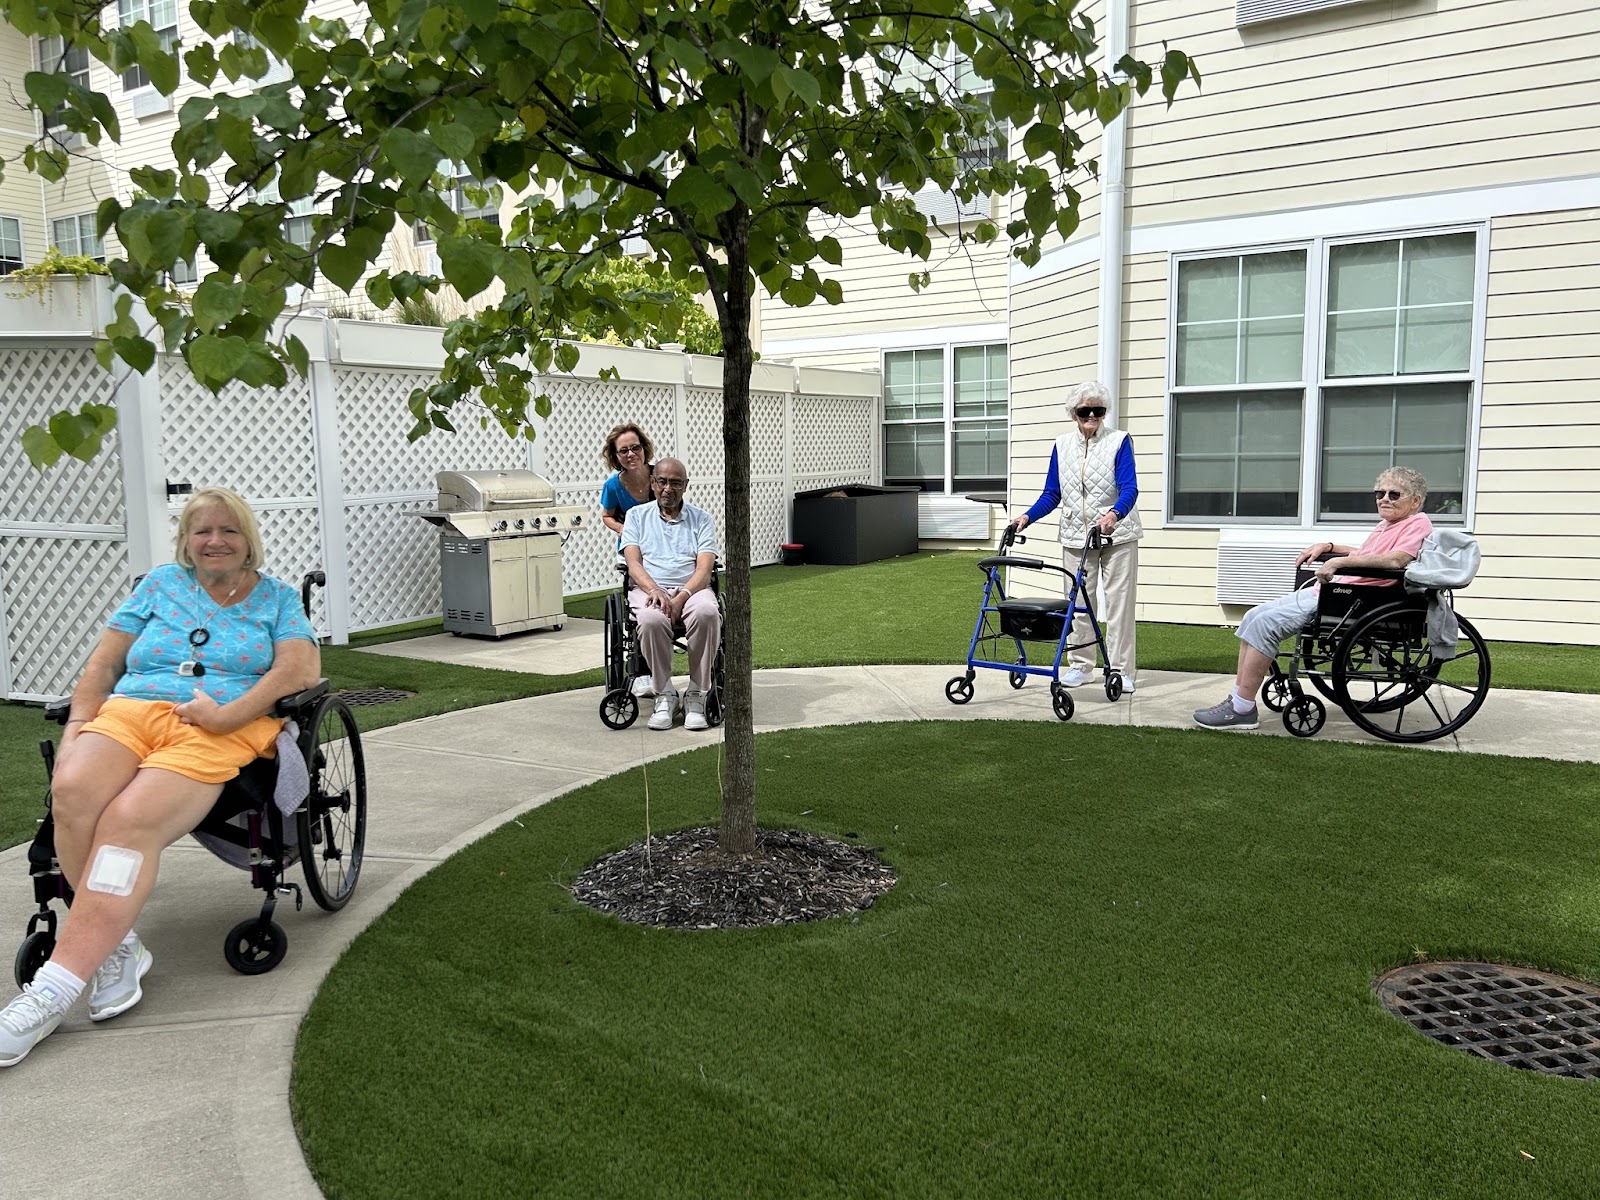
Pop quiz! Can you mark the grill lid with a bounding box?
[436,469,555,512]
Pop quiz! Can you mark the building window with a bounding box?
[118,0,179,91]
[0,217,23,274]
[254,180,316,249]
[51,213,104,261]
[38,34,91,133]
[414,164,501,245]
[169,256,198,285]
[885,50,1005,227]
[1168,231,1477,525]
[884,343,1008,493]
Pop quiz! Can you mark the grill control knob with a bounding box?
[546,515,558,528]
[494,520,508,532]
[515,519,527,530]
[570,514,582,527]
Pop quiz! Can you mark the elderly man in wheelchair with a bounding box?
[609,456,722,732]
[1193,467,1490,742]
[0,488,363,1068]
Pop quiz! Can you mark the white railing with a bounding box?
[0,278,881,699]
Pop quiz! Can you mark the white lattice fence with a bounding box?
[793,394,877,489]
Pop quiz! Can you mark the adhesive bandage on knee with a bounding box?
[85,845,144,897]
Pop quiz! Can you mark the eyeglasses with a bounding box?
[1372,488,1407,501]
[654,477,688,490]
[616,443,644,456]
[1074,406,1107,419]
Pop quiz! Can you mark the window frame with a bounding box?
[50,212,105,261]
[1165,223,1486,530]
[882,340,1010,495]
[0,215,23,275]
[37,34,92,136]
[117,0,180,93]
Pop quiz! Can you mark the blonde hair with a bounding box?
[175,487,265,571]
[1378,466,1428,503]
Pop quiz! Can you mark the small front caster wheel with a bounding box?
[14,930,55,988]
[599,689,639,729]
[224,919,288,975]
[1051,686,1075,722]
[1283,695,1326,738]
[945,675,975,705]
[1105,672,1124,702]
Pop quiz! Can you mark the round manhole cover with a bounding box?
[1376,961,1600,1080]
[334,687,415,707]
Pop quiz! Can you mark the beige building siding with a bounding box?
[1124,0,1600,227]
[1469,207,1600,644]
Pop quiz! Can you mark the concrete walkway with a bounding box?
[3,625,1597,1199]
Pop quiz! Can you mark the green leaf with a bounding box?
[774,66,821,108]
[48,411,89,456]
[665,167,735,217]
[433,121,475,162]
[460,0,498,29]
[22,425,63,469]
[112,336,156,374]
[285,335,311,378]
[193,279,246,331]
[23,71,68,114]
[188,334,252,385]
[779,279,815,307]
[381,127,443,185]
[320,241,369,293]
[436,235,496,299]
[145,209,188,263]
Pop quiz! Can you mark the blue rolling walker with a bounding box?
[946,525,1124,721]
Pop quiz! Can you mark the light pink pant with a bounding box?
[629,587,721,693]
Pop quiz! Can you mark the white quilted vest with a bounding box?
[1051,426,1144,545]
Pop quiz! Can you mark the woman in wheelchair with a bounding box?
[1193,467,1433,732]
[0,488,319,1067]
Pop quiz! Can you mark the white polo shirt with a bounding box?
[620,500,718,589]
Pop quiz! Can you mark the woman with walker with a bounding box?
[1009,381,1143,693]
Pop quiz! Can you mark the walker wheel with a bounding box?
[1008,670,1026,690]
[14,930,55,988]
[1283,695,1326,738]
[1260,674,1292,713]
[1051,685,1075,722]
[599,688,639,729]
[1105,672,1124,702]
[224,919,287,975]
[945,676,975,705]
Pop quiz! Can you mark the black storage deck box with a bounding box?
[791,485,919,566]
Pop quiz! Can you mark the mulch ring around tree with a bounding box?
[571,826,897,929]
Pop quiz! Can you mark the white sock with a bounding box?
[32,961,86,1010]
[120,931,140,950]
[1231,689,1257,713]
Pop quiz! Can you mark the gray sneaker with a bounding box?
[0,983,69,1067]
[89,937,153,1022]
[682,688,709,732]
[1193,696,1259,731]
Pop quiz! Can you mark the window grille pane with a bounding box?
[1327,240,1397,312]
[1177,258,1238,325]
[953,418,1007,486]
[1398,302,1472,374]
[1326,309,1396,376]
[1172,390,1302,519]
[1241,315,1304,384]
[1401,233,1475,306]
[0,216,22,269]
[1319,382,1469,518]
[1327,234,1476,377]
[1243,252,1306,318]
[884,349,943,421]
[884,421,945,487]
[1176,323,1239,387]
[1178,251,1305,387]
[953,344,1007,417]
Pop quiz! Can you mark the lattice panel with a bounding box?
[2,535,130,698]
[345,499,442,630]
[750,392,786,477]
[557,486,624,596]
[793,395,876,481]
[0,347,125,526]
[162,359,316,500]
[684,388,726,480]
[256,505,325,608]
[335,368,531,497]
[749,479,787,566]
[542,379,677,485]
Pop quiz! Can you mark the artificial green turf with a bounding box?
[0,703,50,849]
[293,722,1600,1200]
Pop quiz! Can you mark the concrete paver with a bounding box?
[3,623,1596,1199]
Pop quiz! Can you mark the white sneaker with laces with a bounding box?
[647,691,679,731]
[1061,666,1092,688]
[89,937,153,1022]
[683,688,709,731]
[630,676,654,698]
[0,983,69,1067]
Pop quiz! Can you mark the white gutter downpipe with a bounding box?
[1095,0,1131,422]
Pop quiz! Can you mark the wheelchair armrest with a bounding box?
[44,698,72,725]
[979,555,1046,571]
[1340,566,1407,582]
[272,679,331,718]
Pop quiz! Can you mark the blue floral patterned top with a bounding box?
[107,563,317,705]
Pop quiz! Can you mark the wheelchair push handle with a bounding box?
[300,571,326,620]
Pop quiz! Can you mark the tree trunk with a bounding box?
[716,249,758,857]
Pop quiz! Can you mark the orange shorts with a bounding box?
[80,697,283,784]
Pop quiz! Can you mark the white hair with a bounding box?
[1065,382,1111,413]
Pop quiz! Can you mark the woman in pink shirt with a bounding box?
[1194,467,1433,731]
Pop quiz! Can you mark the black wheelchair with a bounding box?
[15,574,368,985]
[598,563,726,730]
[1259,557,1491,743]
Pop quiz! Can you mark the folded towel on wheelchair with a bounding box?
[1404,531,1482,662]
[190,721,305,869]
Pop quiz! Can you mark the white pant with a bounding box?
[1061,540,1139,687]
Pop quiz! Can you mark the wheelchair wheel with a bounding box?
[945,674,975,705]
[600,688,639,729]
[602,592,627,692]
[1104,671,1124,702]
[224,918,288,975]
[705,687,724,727]
[1283,695,1325,738]
[299,695,367,912]
[13,930,54,988]
[1259,669,1292,713]
[1051,684,1074,722]
[1333,607,1491,743]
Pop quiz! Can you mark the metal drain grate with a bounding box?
[1376,961,1600,1080]
[334,687,415,707]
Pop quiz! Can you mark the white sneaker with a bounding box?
[1061,666,1092,687]
[89,937,153,1022]
[647,691,679,731]
[0,983,69,1067]
[683,689,709,732]
[630,676,654,698]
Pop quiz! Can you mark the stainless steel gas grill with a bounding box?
[415,469,588,637]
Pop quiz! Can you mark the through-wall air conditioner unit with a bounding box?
[1237,0,1377,26]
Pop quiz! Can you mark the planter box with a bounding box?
[791,484,918,565]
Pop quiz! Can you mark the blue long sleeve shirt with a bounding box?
[1024,437,1139,524]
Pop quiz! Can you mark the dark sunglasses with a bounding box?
[616,443,645,456]
[1074,406,1107,419]
[1372,488,1407,501]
